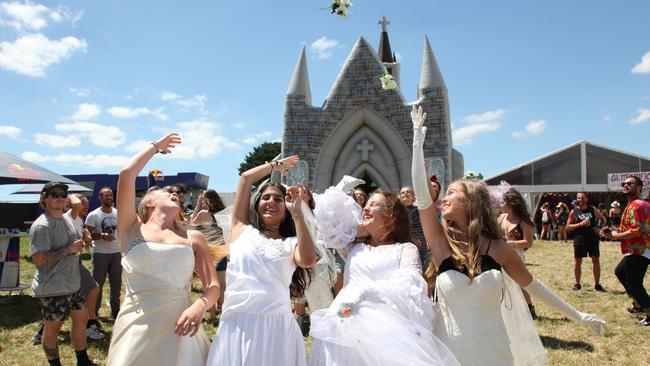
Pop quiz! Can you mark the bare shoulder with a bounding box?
[485,238,515,263]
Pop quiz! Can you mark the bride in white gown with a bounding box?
[309,189,459,366]
[108,133,222,366]
[410,106,605,365]
[206,156,318,366]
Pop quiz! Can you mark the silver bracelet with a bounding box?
[150,141,166,154]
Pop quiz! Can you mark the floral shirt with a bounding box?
[620,199,650,255]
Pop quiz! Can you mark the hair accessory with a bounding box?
[489,180,511,206]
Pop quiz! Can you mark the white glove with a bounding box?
[410,105,433,210]
[335,175,365,193]
[524,277,606,335]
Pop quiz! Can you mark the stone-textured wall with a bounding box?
[283,38,457,190]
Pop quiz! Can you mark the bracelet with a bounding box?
[150,141,167,154]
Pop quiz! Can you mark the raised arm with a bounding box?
[287,186,317,268]
[68,194,82,220]
[116,133,181,250]
[410,105,449,266]
[230,155,299,241]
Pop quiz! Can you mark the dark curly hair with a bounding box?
[502,188,533,226]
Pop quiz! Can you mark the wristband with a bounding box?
[151,141,167,154]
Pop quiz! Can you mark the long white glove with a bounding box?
[411,105,433,210]
[524,277,606,335]
[335,175,365,193]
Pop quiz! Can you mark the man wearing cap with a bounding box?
[566,192,608,292]
[85,187,121,319]
[605,176,650,325]
[29,182,93,366]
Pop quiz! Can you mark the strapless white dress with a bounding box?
[434,268,548,365]
[107,240,210,366]
[206,225,306,366]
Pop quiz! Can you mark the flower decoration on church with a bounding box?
[380,68,397,90]
[463,171,483,181]
[330,0,352,18]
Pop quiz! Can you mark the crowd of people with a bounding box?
[26,108,649,365]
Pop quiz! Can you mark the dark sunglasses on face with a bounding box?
[621,181,635,187]
[48,192,67,199]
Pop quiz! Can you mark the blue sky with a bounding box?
[0,1,649,200]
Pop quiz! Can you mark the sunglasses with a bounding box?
[621,182,636,187]
[48,192,67,199]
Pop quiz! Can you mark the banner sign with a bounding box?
[607,171,650,191]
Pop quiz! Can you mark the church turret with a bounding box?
[286,46,312,105]
[377,16,400,87]
[418,35,446,98]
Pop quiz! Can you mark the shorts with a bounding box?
[79,262,98,296]
[573,236,600,258]
[215,257,228,272]
[38,291,86,321]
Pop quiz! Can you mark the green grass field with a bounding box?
[1,238,649,365]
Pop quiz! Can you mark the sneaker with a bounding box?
[637,316,650,326]
[87,324,106,341]
[572,283,582,290]
[594,284,606,292]
[31,331,42,345]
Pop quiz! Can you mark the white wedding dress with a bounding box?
[309,242,459,366]
[206,225,306,366]
[107,239,210,366]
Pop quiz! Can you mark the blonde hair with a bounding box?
[424,179,503,290]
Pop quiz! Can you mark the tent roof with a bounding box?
[485,140,650,192]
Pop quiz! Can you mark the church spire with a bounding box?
[286,46,312,105]
[418,35,446,92]
[377,16,396,63]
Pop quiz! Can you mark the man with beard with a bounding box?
[566,192,608,291]
[85,187,121,319]
[604,176,650,325]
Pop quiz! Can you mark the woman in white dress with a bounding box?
[309,189,459,366]
[410,106,605,366]
[206,157,318,366]
[107,133,221,366]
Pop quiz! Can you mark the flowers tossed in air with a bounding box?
[331,0,352,18]
[463,171,484,181]
[380,68,397,90]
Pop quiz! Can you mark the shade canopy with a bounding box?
[0,150,76,185]
[11,183,92,195]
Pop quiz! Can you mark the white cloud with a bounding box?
[231,121,246,129]
[602,115,611,123]
[0,33,87,77]
[34,133,81,148]
[632,52,650,74]
[124,139,151,153]
[512,119,548,138]
[107,106,169,121]
[22,151,129,168]
[629,108,650,126]
[242,131,273,145]
[0,124,21,139]
[70,103,101,121]
[0,1,82,31]
[68,87,91,97]
[55,121,126,147]
[157,118,240,159]
[310,36,338,60]
[464,109,509,124]
[161,91,206,109]
[453,122,501,145]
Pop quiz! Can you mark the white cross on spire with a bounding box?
[378,16,390,32]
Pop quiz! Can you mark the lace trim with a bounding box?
[249,227,294,261]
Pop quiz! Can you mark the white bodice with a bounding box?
[344,243,411,285]
[221,225,297,317]
[122,241,195,292]
[434,269,513,365]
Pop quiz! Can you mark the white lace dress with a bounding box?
[206,225,306,366]
[107,240,210,366]
[309,242,459,366]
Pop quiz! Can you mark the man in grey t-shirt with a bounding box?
[30,182,93,366]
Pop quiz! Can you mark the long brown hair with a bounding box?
[424,180,503,289]
[372,189,412,244]
[502,188,533,226]
[253,182,311,298]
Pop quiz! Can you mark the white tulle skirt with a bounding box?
[207,312,307,366]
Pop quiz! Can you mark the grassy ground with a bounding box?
[1,238,649,365]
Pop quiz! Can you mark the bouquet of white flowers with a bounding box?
[331,0,352,18]
[380,68,397,90]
